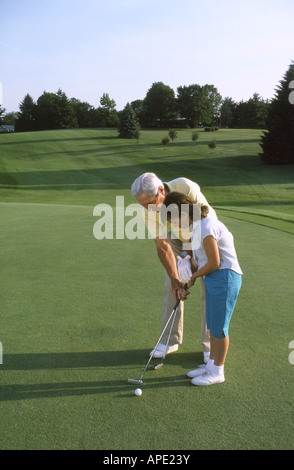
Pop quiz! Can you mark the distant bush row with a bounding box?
[160,129,217,150]
[204,126,219,132]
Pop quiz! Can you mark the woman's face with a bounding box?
[170,210,190,229]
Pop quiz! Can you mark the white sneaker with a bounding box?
[150,343,179,358]
[187,364,207,378]
[191,370,225,386]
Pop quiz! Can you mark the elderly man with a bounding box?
[131,173,216,362]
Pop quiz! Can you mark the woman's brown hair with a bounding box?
[163,191,209,221]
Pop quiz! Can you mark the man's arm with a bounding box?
[154,237,184,300]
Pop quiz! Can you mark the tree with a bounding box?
[191,131,199,144]
[177,84,222,127]
[99,93,119,127]
[143,82,176,127]
[246,93,269,129]
[220,97,237,128]
[70,98,94,128]
[260,61,294,164]
[118,102,140,138]
[34,89,77,130]
[15,94,37,132]
[0,105,6,124]
[100,92,116,112]
[168,129,178,142]
[55,89,78,129]
[130,99,145,125]
[234,94,269,129]
[35,91,59,130]
[2,112,18,126]
[203,84,222,124]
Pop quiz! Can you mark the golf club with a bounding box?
[128,298,181,385]
[153,301,179,370]
[153,282,190,369]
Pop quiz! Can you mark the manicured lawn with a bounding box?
[0,128,293,450]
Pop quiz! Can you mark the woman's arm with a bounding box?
[187,235,220,288]
[177,235,220,299]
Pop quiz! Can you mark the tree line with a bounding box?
[2,60,293,164]
[5,81,270,133]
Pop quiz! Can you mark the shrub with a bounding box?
[134,129,141,143]
[191,131,199,143]
[204,126,219,132]
[162,136,170,145]
[168,129,178,142]
[208,140,217,149]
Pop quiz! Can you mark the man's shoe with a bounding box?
[191,370,225,386]
[150,343,179,358]
[187,364,207,378]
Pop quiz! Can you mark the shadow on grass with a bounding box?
[0,350,201,401]
[1,155,293,191]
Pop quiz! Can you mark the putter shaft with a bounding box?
[128,299,181,384]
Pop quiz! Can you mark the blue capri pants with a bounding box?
[203,269,242,339]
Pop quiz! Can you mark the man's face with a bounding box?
[136,186,165,210]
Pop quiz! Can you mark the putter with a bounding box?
[128,298,181,385]
[153,282,189,370]
[153,301,179,370]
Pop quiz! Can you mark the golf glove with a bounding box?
[177,255,192,283]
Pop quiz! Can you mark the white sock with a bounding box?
[211,364,224,376]
[206,358,214,370]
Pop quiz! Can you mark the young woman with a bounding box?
[164,192,243,386]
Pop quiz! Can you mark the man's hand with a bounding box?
[171,277,184,302]
[177,286,190,301]
[171,278,190,302]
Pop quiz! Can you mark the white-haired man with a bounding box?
[131,173,216,361]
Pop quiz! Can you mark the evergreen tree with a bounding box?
[220,97,236,128]
[15,94,37,132]
[260,61,294,164]
[55,89,78,129]
[118,103,140,138]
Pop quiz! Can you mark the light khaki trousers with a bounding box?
[160,234,210,353]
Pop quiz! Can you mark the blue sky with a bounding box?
[1,0,294,113]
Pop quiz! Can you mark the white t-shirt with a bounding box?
[191,216,243,275]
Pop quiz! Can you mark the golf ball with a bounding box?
[135,388,142,396]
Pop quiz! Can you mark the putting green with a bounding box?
[0,201,293,450]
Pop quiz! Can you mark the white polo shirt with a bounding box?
[192,215,243,275]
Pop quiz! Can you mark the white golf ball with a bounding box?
[135,388,142,396]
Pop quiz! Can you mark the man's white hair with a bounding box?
[131,173,164,197]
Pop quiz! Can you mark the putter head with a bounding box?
[153,362,164,370]
[128,378,143,385]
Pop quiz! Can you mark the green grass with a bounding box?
[0,128,293,450]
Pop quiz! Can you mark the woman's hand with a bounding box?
[191,257,198,273]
